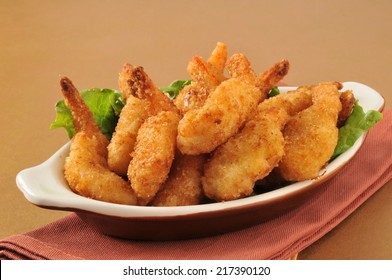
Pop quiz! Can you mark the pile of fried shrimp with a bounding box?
[60,42,355,206]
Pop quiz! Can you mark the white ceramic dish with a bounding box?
[16,82,385,240]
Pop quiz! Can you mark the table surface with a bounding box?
[1,0,391,259]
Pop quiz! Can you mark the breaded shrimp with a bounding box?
[126,65,177,115]
[174,57,215,114]
[278,83,342,181]
[60,77,137,205]
[188,56,224,90]
[118,63,134,101]
[226,55,290,104]
[225,53,257,85]
[177,78,260,155]
[128,111,180,205]
[176,58,290,155]
[256,59,290,100]
[258,82,342,117]
[202,106,288,201]
[152,152,205,206]
[108,66,176,176]
[174,42,227,114]
[258,85,314,116]
[207,41,227,81]
[107,95,148,176]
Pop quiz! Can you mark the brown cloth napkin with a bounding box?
[1,110,391,260]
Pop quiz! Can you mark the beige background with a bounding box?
[0,0,391,259]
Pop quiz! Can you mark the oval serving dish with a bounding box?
[16,82,385,240]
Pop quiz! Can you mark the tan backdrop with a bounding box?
[0,0,391,259]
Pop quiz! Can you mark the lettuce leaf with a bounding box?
[50,100,75,138]
[50,88,125,139]
[160,80,191,99]
[331,101,383,160]
[50,79,190,139]
[268,86,280,97]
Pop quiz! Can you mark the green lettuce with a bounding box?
[331,101,383,160]
[266,87,382,160]
[160,79,191,99]
[268,86,280,97]
[50,88,125,139]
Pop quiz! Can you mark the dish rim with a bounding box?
[16,81,385,218]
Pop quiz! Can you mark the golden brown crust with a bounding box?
[118,63,134,101]
[258,84,314,116]
[128,66,178,115]
[60,77,104,140]
[174,42,227,114]
[207,42,227,80]
[202,107,288,201]
[256,59,290,101]
[128,111,180,205]
[61,77,137,205]
[226,53,257,84]
[60,43,356,206]
[107,96,149,176]
[152,153,205,206]
[278,83,342,181]
[109,66,178,177]
[177,78,260,155]
[64,132,137,205]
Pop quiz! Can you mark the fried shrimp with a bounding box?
[202,106,289,201]
[174,57,215,114]
[258,81,341,117]
[258,85,314,116]
[118,63,134,101]
[177,78,260,155]
[207,41,227,81]
[107,96,148,176]
[226,55,290,104]
[256,59,290,99]
[108,65,176,176]
[58,43,372,208]
[128,111,180,205]
[119,64,177,114]
[152,152,205,206]
[278,82,342,181]
[174,42,227,114]
[177,58,290,156]
[337,89,355,127]
[60,77,137,205]
[225,53,257,84]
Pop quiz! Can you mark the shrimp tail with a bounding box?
[60,77,101,136]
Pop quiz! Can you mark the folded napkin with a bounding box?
[1,110,391,260]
